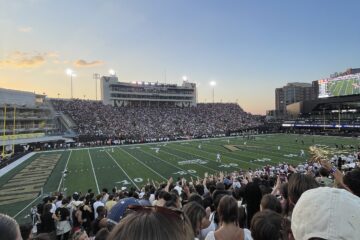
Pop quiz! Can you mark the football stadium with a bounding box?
[1,2,360,240]
[1,70,360,240]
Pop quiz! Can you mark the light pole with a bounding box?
[66,69,76,99]
[210,81,216,104]
[93,73,100,101]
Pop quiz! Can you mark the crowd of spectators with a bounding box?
[2,155,359,240]
[1,100,359,239]
[51,100,261,140]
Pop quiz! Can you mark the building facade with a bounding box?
[101,75,197,107]
[275,82,317,115]
[0,89,55,136]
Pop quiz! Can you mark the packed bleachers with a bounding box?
[51,100,261,140]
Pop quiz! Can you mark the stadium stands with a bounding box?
[51,99,262,141]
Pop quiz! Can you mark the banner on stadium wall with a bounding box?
[0,133,45,141]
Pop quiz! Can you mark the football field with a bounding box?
[328,78,360,97]
[0,134,358,223]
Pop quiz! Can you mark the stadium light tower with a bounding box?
[210,81,216,103]
[109,69,116,76]
[66,69,76,99]
[93,73,100,101]
[182,75,188,81]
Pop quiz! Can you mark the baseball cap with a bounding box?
[223,178,232,186]
[108,197,140,223]
[292,187,360,240]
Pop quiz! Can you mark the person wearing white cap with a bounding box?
[291,187,360,240]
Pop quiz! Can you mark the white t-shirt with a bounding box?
[101,193,109,204]
[93,201,105,219]
[174,185,182,195]
[205,229,253,240]
[200,212,217,239]
[149,194,155,205]
[55,200,62,209]
[50,203,56,213]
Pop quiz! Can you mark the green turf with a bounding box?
[0,134,359,223]
[329,78,360,97]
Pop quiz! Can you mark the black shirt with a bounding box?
[55,207,70,221]
[40,213,56,233]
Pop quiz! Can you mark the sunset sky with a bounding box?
[1,0,360,114]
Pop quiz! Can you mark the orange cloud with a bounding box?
[74,59,104,68]
[0,51,62,69]
[0,52,45,69]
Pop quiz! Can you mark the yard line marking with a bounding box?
[88,149,100,194]
[178,143,261,168]
[160,147,217,172]
[138,148,198,178]
[119,148,167,181]
[167,145,244,170]
[105,151,140,191]
[13,193,43,219]
[219,139,306,164]
[57,150,72,192]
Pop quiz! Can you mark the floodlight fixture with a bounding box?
[109,69,116,76]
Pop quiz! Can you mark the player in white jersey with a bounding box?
[277,146,281,151]
[300,149,305,157]
[227,139,230,144]
[155,148,159,154]
[216,153,221,162]
[198,144,202,149]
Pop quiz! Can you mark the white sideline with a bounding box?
[57,150,73,192]
[88,149,100,194]
[105,151,140,191]
[187,142,263,167]
[138,148,199,178]
[13,193,43,219]
[0,152,36,178]
[161,148,217,172]
[118,148,168,181]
